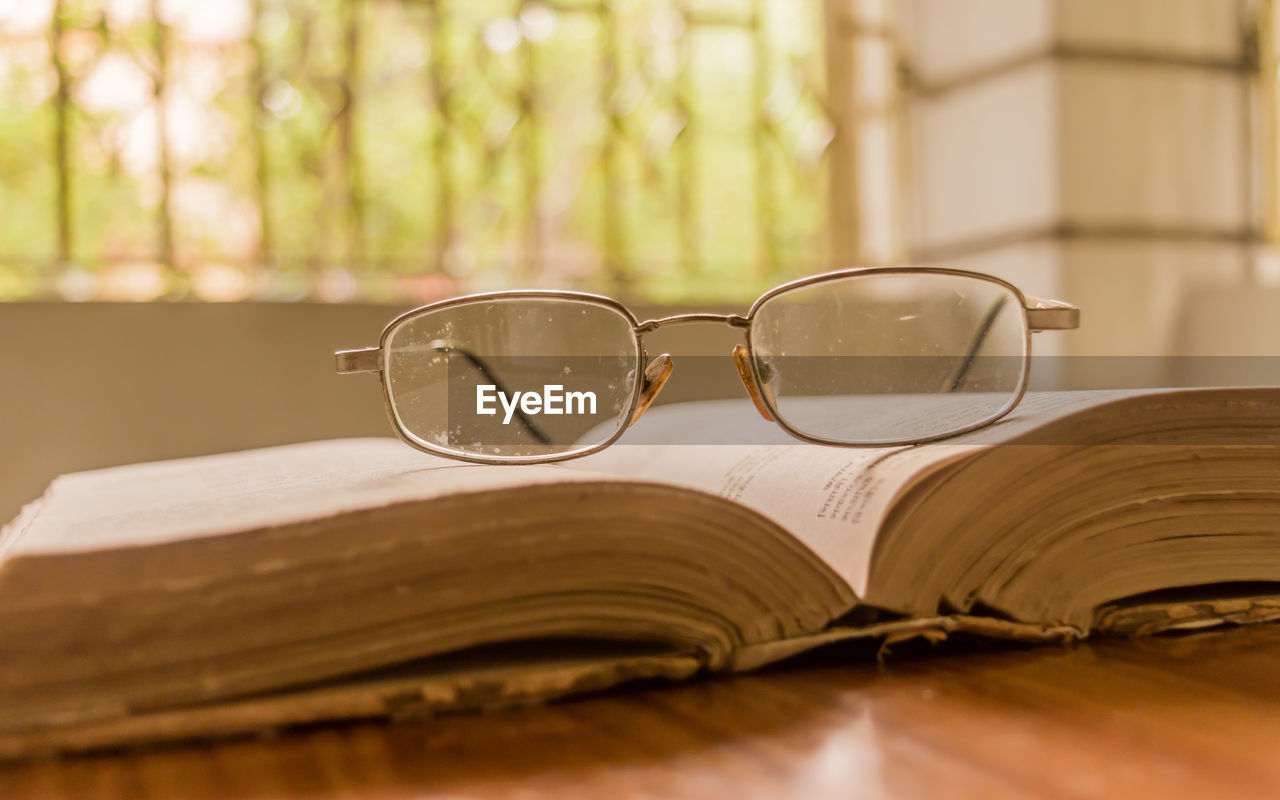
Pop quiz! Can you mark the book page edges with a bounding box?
[0,492,47,564]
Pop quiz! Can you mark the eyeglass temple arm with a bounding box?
[335,343,553,445]
[945,294,1010,392]
[428,341,553,445]
[944,293,1079,392]
[1024,296,1079,331]
[336,347,380,373]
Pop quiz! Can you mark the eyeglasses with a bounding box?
[336,267,1078,463]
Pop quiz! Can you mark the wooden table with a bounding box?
[4,625,1280,799]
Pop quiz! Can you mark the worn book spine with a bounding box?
[0,652,702,760]
[6,595,1280,760]
[1093,596,1280,636]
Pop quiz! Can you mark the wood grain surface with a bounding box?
[5,625,1280,800]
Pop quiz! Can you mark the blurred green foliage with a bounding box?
[0,0,841,302]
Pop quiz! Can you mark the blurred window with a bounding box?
[0,0,902,303]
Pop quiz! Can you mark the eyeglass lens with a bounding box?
[384,297,641,459]
[748,272,1029,444]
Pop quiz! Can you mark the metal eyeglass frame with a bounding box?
[336,266,1080,464]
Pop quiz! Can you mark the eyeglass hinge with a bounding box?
[335,347,382,374]
[1024,297,1080,331]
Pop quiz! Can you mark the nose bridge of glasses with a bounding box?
[628,354,674,427]
[731,345,775,422]
[634,313,750,334]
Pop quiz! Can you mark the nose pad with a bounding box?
[628,354,674,427]
[732,345,775,421]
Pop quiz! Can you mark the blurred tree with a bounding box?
[0,0,902,303]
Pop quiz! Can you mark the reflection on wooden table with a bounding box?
[5,625,1280,800]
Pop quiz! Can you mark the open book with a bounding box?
[4,388,1280,757]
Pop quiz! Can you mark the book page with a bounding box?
[5,391,1188,574]
[574,440,970,596]
[570,391,1177,596]
[2,439,624,558]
